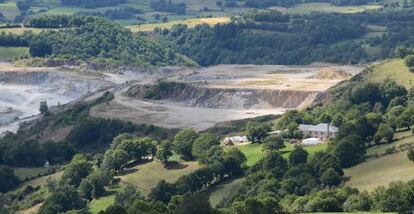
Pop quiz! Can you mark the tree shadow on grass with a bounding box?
[104,189,118,197]
[117,168,138,176]
[124,159,152,168]
[96,185,121,199]
[342,176,351,183]
[166,161,189,170]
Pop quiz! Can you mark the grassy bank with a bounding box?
[345,131,414,192]
[0,47,28,59]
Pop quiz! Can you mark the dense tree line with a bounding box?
[282,179,414,213]
[28,17,185,66]
[149,145,246,204]
[61,0,126,8]
[156,9,414,66]
[161,12,367,66]
[150,0,187,15]
[244,0,375,8]
[0,31,32,47]
[217,149,343,211]
[16,0,33,13]
[331,0,371,6]
[348,9,414,60]
[245,0,301,8]
[0,166,19,193]
[23,15,98,28]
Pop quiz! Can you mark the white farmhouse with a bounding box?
[298,123,338,141]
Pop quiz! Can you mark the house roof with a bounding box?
[298,123,338,133]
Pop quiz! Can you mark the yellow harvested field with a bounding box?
[127,17,231,32]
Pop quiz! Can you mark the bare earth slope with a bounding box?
[90,63,364,130]
[0,62,364,132]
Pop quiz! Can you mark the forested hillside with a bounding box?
[27,17,186,66]
[159,9,414,66]
[245,0,375,8]
[61,0,126,8]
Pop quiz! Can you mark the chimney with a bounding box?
[327,123,330,140]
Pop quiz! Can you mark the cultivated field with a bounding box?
[127,16,231,32]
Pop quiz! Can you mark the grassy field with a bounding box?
[236,142,328,167]
[88,185,125,214]
[0,46,28,59]
[345,151,414,192]
[117,160,199,195]
[368,59,414,89]
[23,0,239,25]
[127,16,230,32]
[13,167,49,180]
[237,143,264,166]
[288,3,382,14]
[207,177,245,207]
[345,130,414,192]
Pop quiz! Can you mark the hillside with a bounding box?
[0,0,384,25]
[368,59,414,89]
[345,131,414,192]
[2,2,414,214]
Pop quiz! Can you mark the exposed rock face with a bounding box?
[126,83,319,110]
[0,70,115,133]
[0,71,114,98]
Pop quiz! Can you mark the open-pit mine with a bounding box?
[0,63,364,133]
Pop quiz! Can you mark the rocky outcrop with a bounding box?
[126,83,319,110]
[0,71,114,98]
